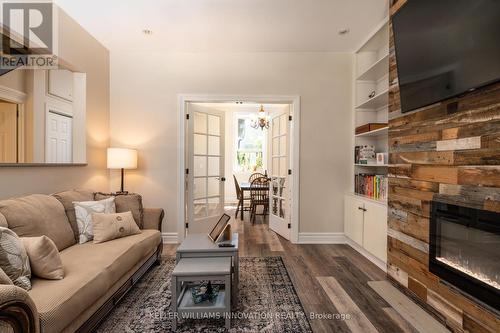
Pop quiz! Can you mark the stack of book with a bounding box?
[355,174,387,200]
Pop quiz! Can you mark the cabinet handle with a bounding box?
[358,207,367,212]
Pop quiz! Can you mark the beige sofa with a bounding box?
[0,190,164,333]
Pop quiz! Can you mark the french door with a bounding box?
[268,108,291,240]
[187,103,225,233]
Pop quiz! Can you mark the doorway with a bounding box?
[179,95,300,244]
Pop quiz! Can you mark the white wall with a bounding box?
[110,52,353,234]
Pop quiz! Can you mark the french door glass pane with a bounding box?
[207,157,219,176]
[194,199,207,218]
[194,134,207,155]
[194,112,207,134]
[272,157,279,176]
[272,118,279,137]
[194,156,207,177]
[208,136,220,155]
[279,136,286,155]
[273,138,279,155]
[279,157,287,177]
[194,178,206,199]
[279,114,287,135]
[208,115,220,135]
[207,197,221,216]
[207,177,220,197]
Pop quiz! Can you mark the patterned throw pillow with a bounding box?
[73,197,116,244]
[0,226,31,290]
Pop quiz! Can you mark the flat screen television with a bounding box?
[392,0,500,113]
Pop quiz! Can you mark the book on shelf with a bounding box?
[354,145,376,164]
[354,174,387,201]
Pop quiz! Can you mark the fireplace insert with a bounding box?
[429,201,500,310]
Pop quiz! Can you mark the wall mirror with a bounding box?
[0,66,87,165]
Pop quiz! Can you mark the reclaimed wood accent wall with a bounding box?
[388,1,500,332]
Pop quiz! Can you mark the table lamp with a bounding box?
[107,148,137,194]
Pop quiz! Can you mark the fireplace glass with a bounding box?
[430,201,500,310]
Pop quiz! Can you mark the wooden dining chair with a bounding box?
[233,175,251,219]
[249,172,266,184]
[249,177,270,224]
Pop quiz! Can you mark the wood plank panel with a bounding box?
[317,276,379,333]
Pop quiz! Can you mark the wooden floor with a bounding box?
[163,210,449,333]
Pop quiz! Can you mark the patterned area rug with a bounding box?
[96,257,312,332]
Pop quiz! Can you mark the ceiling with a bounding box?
[55,0,389,52]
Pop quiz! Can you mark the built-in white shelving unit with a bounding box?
[345,18,390,271]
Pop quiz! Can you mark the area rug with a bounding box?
[96,257,312,332]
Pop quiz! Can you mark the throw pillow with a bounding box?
[73,197,116,244]
[95,193,144,228]
[0,227,31,290]
[92,211,141,244]
[22,236,64,280]
[0,267,13,285]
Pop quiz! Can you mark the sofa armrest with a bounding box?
[0,285,39,333]
[142,208,164,231]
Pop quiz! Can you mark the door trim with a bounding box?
[178,94,300,244]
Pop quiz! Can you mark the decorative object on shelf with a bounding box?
[368,91,376,99]
[191,281,220,304]
[355,123,388,135]
[107,148,138,194]
[358,145,376,164]
[376,153,388,165]
[250,105,269,130]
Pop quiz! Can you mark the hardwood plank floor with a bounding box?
[163,210,450,333]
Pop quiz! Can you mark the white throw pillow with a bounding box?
[73,197,115,244]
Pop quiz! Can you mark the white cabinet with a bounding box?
[48,70,74,102]
[363,201,388,263]
[344,194,387,264]
[344,195,365,245]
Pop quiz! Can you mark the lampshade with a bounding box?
[107,148,137,169]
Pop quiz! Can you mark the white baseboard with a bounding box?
[162,232,179,244]
[297,232,347,244]
[345,238,387,273]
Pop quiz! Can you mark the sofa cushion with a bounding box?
[0,212,7,228]
[95,193,144,228]
[73,198,116,244]
[0,227,31,290]
[0,195,75,251]
[53,190,94,241]
[92,211,141,244]
[28,229,161,333]
[22,236,64,280]
[0,267,13,285]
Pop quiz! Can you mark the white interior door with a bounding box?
[46,111,72,163]
[268,107,290,240]
[187,104,225,233]
[0,103,18,163]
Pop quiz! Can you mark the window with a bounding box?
[234,116,266,173]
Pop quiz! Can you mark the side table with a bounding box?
[171,257,232,330]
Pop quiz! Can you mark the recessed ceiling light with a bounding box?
[142,29,153,35]
[338,28,350,35]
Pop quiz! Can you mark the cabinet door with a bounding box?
[48,70,74,102]
[363,202,387,263]
[344,195,365,245]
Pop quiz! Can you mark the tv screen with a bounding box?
[392,0,500,113]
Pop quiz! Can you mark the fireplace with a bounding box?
[429,201,500,310]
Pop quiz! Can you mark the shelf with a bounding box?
[178,285,227,312]
[355,126,388,138]
[354,163,389,167]
[347,192,387,206]
[356,89,389,110]
[357,53,389,81]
